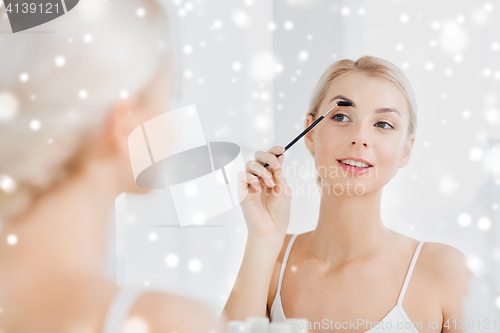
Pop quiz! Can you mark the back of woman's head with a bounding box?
[0,0,176,222]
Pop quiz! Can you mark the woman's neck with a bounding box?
[0,160,119,279]
[308,186,394,265]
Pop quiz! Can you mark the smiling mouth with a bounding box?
[337,159,374,169]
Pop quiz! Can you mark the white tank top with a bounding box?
[270,234,426,333]
[102,288,145,333]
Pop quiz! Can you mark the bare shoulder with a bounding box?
[129,291,218,333]
[419,242,473,279]
[418,242,474,300]
[267,234,295,313]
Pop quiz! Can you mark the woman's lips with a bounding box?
[337,160,373,175]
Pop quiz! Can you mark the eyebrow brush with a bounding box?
[263,100,353,168]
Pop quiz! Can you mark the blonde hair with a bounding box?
[0,0,178,222]
[307,55,418,189]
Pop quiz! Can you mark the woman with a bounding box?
[0,1,220,332]
[222,56,473,332]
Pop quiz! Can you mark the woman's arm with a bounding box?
[219,145,292,322]
[434,244,475,333]
[221,235,285,320]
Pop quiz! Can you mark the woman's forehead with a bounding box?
[325,72,409,111]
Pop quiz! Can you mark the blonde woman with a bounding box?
[222,56,473,332]
[0,1,220,332]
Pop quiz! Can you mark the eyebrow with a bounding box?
[329,94,401,117]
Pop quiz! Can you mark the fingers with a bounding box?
[238,170,261,195]
[267,146,286,155]
[243,146,288,195]
[254,146,285,170]
[269,154,290,195]
[246,160,275,187]
[245,172,262,192]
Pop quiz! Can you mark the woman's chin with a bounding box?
[319,178,373,196]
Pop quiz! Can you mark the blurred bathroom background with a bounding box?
[112,0,500,321]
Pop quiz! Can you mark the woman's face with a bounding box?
[114,66,175,195]
[304,72,415,195]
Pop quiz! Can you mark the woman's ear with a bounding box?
[398,133,415,168]
[100,95,144,159]
[304,114,316,154]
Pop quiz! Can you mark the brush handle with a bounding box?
[263,114,327,168]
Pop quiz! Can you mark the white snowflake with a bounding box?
[298,50,309,61]
[232,62,242,71]
[457,212,472,227]
[55,56,66,67]
[184,2,193,11]
[231,10,250,28]
[471,8,489,26]
[213,20,223,29]
[183,69,193,79]
[283,20,294,30]
[136,7,146,17]
[19,72,29,82]
[165,253,179,267]
[120,90,129,99]
[123,317,149,333]
[469,147,483,161]
[0,91,19,121]
[192,212,205,224]
[477,217,492,231]
[78,90,88,99]
[254,115,271,129]
[267,21,277,31]
[148,232,157,242]
[83,34,93,43]
[183,44,193,54]
[340,7,350,16]
[0,174,17,194]
[6,234,18,245]
[439,20,468,54]
[188,258,202,272]
[29,119,41,131]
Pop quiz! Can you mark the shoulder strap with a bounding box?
[276,234,299,296]
[102,288,145,333]
[397,241,425,305]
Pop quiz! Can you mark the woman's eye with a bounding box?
[331,113,350,122]
[375,122,394,129]
[331,114,394,130]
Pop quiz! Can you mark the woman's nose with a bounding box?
[351,141,368,147]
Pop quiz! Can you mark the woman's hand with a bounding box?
[237,146,292,241]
